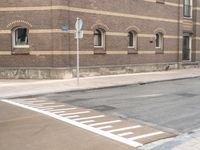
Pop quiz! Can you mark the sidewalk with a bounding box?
[0,68,200,99]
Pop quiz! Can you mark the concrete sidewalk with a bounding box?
[0,68,200,99]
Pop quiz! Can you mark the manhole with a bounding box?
[92,105,116,111]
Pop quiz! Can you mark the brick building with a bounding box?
[0,0,199,79]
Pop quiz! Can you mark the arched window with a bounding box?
[12,27,29,48]
[128,31,137,48]
[94,29,104,47]
[155,32,163,49]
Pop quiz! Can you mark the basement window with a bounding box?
[156,0,165,4]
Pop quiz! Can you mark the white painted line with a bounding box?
[80,120,95,124]
[59,111,90,116]
[108,125,142,133]
[13,98,37,101]
[39,107,55,111]
[50,111,66,114]
[16,100,47,103]
[97,125,113,130]
[74,115,105,121]
[1,99,143,148]
[128,131,165,141]
[49,108,77,112]
[31,101,48,103]
[20,98,39,101]
[32,102,55,105]
[118,132,134,137]
[89,120,121,127]
[24,102,55,106]
[65,115,80,119]
[36,105,66,109]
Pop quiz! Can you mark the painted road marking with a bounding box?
[1,99,175,148]
[17,100,47,103]
[50,111,66,114]
[49,108,77,112]
[1,99,143,148]
[35,105,66,109]
[97,125,113,130]
[65,115,80,119]
[89,120,121,127]
[25,102,56,106]
[74,115,105,121]
[39,108,56,111]
[128,131,165,141]
[80,120,95,124]
[108,125,142,133]
[118,132,134,137]
[59,111,90,116]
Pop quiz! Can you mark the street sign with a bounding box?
[75,18,83,86]
[75,18,83,31]
[62,25,70,31]
[75,31,84,39]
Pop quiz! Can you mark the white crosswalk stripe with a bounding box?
[49,108,77,112]
[97,125,113,130]
[128,131,165,141]
[89,120,121,127]
[74,115,105,121]
[80,120,95,124]
[36,105,66,109]
[65,115,80,119]
[118,132,134,137]
[108,125,142,133]
[59,111,90,116]
[25,102,55,106]
[50,111,66,114]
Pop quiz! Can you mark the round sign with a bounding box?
[62,25,70,31]
[75,18,83,31]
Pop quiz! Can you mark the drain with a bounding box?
[92,105,116,111]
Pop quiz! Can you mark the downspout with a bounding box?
[177,0,181,69]
[67,0,72,70]
[51,0,54,68]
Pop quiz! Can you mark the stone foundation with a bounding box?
[0,62,187,79]
[0,62,200,79]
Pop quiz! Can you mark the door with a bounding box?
[183,33,191,61]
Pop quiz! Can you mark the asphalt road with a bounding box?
[40,77,200,134]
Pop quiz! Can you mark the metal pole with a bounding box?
[76,19,80,86]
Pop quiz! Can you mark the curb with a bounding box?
[61,75,200,93]
[6,75,200,99]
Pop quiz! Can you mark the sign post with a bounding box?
[75,18,83,86]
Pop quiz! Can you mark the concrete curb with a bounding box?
[8,75,200,99]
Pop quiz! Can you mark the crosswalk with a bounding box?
[1,98,175,149]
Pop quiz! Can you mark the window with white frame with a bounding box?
[128,31,137,48]
[94,29,104,47]
[155,32,163,49]
[183,0,192,18]
[12,27,29,48]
